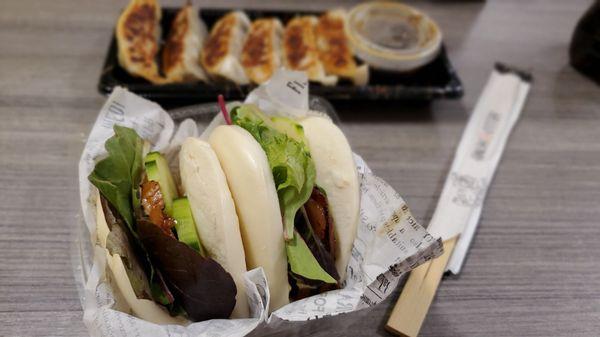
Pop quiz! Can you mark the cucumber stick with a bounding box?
[172,197,204,254]
[144,152,203,253]
[144,151,161,163]
[271,116,305,143]
[144,152,178,216]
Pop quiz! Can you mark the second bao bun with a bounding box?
[209,125,291,312]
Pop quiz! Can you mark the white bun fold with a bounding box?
[209,125,290,312]
[179,137,249,318]
[300,116,359,282]
[95,192,183,325]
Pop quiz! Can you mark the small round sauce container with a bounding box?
[347,2,442,72]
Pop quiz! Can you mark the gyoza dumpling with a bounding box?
[116,0,164,83]
[283,16,337,86]
[162,4,208,83]
[315,10,369,85]
[241,18,283,84]
[201,11,250,85]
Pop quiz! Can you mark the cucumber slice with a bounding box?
[144,153,178,216]
[144,151,161,163]
[271,116,305,143]
[172,197,204,254]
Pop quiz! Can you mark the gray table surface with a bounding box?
[2,0,599,336]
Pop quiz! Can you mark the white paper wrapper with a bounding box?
[77,69,443,336]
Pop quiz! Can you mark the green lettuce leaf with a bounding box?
[89,125,143,230]
[232,105,315,240]
[286,231,337,284]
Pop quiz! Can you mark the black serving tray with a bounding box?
[98,7,463,106]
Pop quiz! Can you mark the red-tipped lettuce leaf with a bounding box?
[137,219,237,321]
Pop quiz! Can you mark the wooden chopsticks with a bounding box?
[385,236,458,337]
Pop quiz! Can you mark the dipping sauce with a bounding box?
[347,2,442,72]
[357,11,419,50]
